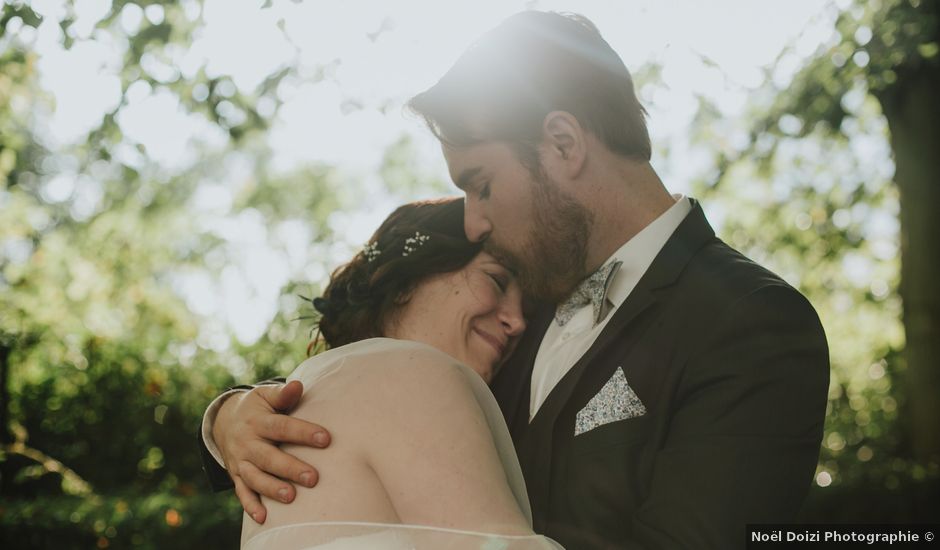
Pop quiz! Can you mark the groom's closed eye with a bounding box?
[454,167,484,192]
[477,181,492,200]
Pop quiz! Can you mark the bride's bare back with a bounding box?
[241,339,535,546]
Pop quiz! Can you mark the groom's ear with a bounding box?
[540,111,587,179]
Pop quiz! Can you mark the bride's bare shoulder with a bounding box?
[283,338,532,535]
[294,338,479,421]
[338,339,475,400]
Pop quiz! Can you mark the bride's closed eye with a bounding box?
[486,271,509,292]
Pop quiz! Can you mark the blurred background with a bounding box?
[1,0,938,547]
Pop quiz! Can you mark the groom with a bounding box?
[198,11,829,549]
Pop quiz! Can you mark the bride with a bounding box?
[240,198,562,549]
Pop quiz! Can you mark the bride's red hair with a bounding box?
[309,197,481,352]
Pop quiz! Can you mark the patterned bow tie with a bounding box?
[554,260,623,327]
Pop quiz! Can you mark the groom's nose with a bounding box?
[464,200,492,243]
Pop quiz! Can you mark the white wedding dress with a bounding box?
[241,338,562,550]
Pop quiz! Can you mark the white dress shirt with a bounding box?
[528,195,692,420]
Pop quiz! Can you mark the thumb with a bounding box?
[266,380,304,412]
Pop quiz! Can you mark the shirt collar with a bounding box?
[604,194,692,308]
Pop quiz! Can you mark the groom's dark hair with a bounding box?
[408,11,651,168]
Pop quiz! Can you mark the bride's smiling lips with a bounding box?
[473,327,506,359]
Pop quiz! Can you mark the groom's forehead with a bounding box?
[443,142,513,184]
[442,142,476,170]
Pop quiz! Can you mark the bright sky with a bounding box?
[22,0,844,345]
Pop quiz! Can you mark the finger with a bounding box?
[239,460,296,504]
[233,475,266,524]
[255,380,302,412]
[245,440,320,488]
[259,412,331,448]
[270,380,304,412]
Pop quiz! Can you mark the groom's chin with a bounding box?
[518,258,581,303]
[519,272,573,305]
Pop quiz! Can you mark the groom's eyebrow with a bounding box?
[454,167,483,191]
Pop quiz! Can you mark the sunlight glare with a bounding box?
[36,0,839,345]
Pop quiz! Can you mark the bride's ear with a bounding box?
[393,290,413,306]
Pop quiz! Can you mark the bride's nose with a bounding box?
[498,299,526,337]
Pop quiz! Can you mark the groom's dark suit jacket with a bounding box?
[490,201,830,549]
[199,200,829,549]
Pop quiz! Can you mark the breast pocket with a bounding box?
[563,416,656,530]
[571,415,654,455]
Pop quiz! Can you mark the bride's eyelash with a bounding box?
[487,272,507,291]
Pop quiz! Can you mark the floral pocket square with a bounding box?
[575,367,647,436]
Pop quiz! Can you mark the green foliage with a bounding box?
[379,136,452,199]
[0,1,343,545]
[688,0,939,519]
[749,0,938,140]
[2,1,937,546]
[1,492,243,549]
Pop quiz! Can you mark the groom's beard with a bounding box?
[485,171,592,304]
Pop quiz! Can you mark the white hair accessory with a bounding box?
[402,231,430,256]
[363,242,381,262]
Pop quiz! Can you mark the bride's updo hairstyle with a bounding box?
[314,197,481,349]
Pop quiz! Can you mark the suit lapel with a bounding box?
[516,200,717,525]
[527,288,656,431]
[529,201,715,428]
